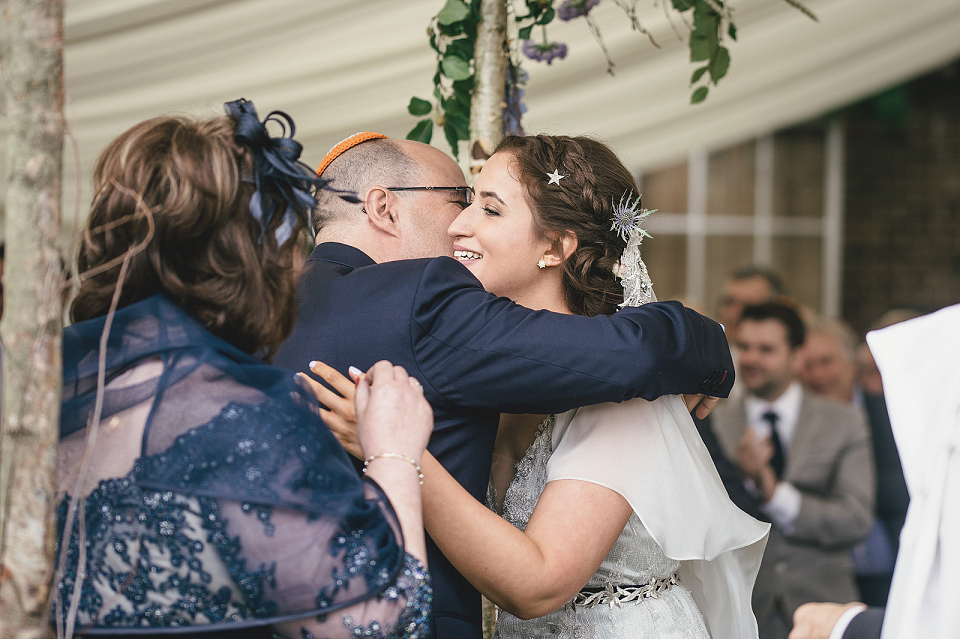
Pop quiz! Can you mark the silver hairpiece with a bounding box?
[611,191,657,308]
[546,169,566,186]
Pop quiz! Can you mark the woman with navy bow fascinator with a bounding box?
[55,100,432,638]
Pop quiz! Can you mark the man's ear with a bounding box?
[541,230,579,267]
[363,186,400,237]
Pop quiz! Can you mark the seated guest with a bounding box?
[56,100,433,638]
[711,303,874,639]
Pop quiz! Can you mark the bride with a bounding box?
[313,134,769,638]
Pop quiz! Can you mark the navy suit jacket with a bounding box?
[844,607,884,638]
[274,242,734,639]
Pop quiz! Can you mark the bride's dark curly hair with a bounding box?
[494,134,640,317]
[71,113,301,357]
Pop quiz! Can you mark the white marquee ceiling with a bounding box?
[2,0,959,230]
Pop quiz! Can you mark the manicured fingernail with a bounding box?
[294,372,302,379]
[348,366,362,377]
[309,361,319,369]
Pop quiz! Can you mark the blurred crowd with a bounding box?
[698,265,918,639]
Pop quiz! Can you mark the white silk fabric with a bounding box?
[867,304,960,639]
[547,395,770,639]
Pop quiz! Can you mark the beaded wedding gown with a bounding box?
[491,396,770,639]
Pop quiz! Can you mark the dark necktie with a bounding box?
[763,410,786,479]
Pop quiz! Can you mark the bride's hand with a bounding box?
[299,361,362,458]
[355,361,432,464]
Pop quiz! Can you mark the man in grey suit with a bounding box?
[712,302,874,639]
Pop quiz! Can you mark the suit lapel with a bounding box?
[716,398,749,459]
[784,392,818,481]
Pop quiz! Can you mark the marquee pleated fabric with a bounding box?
[1,0,959,228]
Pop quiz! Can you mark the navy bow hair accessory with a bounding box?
[224,98,359,245]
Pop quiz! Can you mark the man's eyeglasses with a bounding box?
[387,186,474,205]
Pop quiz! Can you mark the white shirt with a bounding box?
[744,381,804,531]
[744,380,803,449]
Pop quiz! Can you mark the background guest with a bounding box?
[712,302,874,639]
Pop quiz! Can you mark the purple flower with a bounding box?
[557,0,600,21]
[522,39,569,65]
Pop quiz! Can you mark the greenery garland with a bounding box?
[407,0,814,157]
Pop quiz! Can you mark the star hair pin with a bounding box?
[546,169,565,186]
[610,191,654,242]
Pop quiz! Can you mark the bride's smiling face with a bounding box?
[447,151,556,305]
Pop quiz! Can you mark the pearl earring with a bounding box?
[537,259,546,269]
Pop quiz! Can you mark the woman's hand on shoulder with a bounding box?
[356,361,433,463]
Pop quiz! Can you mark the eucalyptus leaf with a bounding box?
[407,119,433,143]
[690,66,708,85]
[408,97,432,117]
[691,86,709,104]
[708,46,730,83]
[671,0,694,11]
[518,25,533,40]
[441,54,472,81]
[728,22,738,41]
[437,0,470,26]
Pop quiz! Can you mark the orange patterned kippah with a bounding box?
[316,132,388,176]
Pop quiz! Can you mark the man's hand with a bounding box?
[789,602,864,639]
[682,394,722,419]
[736,429,773,483]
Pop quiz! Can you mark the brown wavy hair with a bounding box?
[495,134,640,317]
[71,113,301,357]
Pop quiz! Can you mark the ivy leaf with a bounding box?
[708,46,730,84]
[443,96,469,121]
[690,66,709,85]
[691,86,709,104]
[447,112,470,139]
[535,7,555,25]
[728,22,738,41]
[689,35,712,62]
[441,54,472,81]
[444,121,463,160]
[693,8,719,35]
[448,37,475,61]
[452,78,474,93]
[518,25,533,40]
[437,0,471,26]
[408,97,432,117]
[407,119,433,143]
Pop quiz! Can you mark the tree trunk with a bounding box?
[468,0,508,173]
[0,0,65,637]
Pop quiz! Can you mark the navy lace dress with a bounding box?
[56,295,431,638]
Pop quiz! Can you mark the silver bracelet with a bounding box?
[363,452,424,485]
